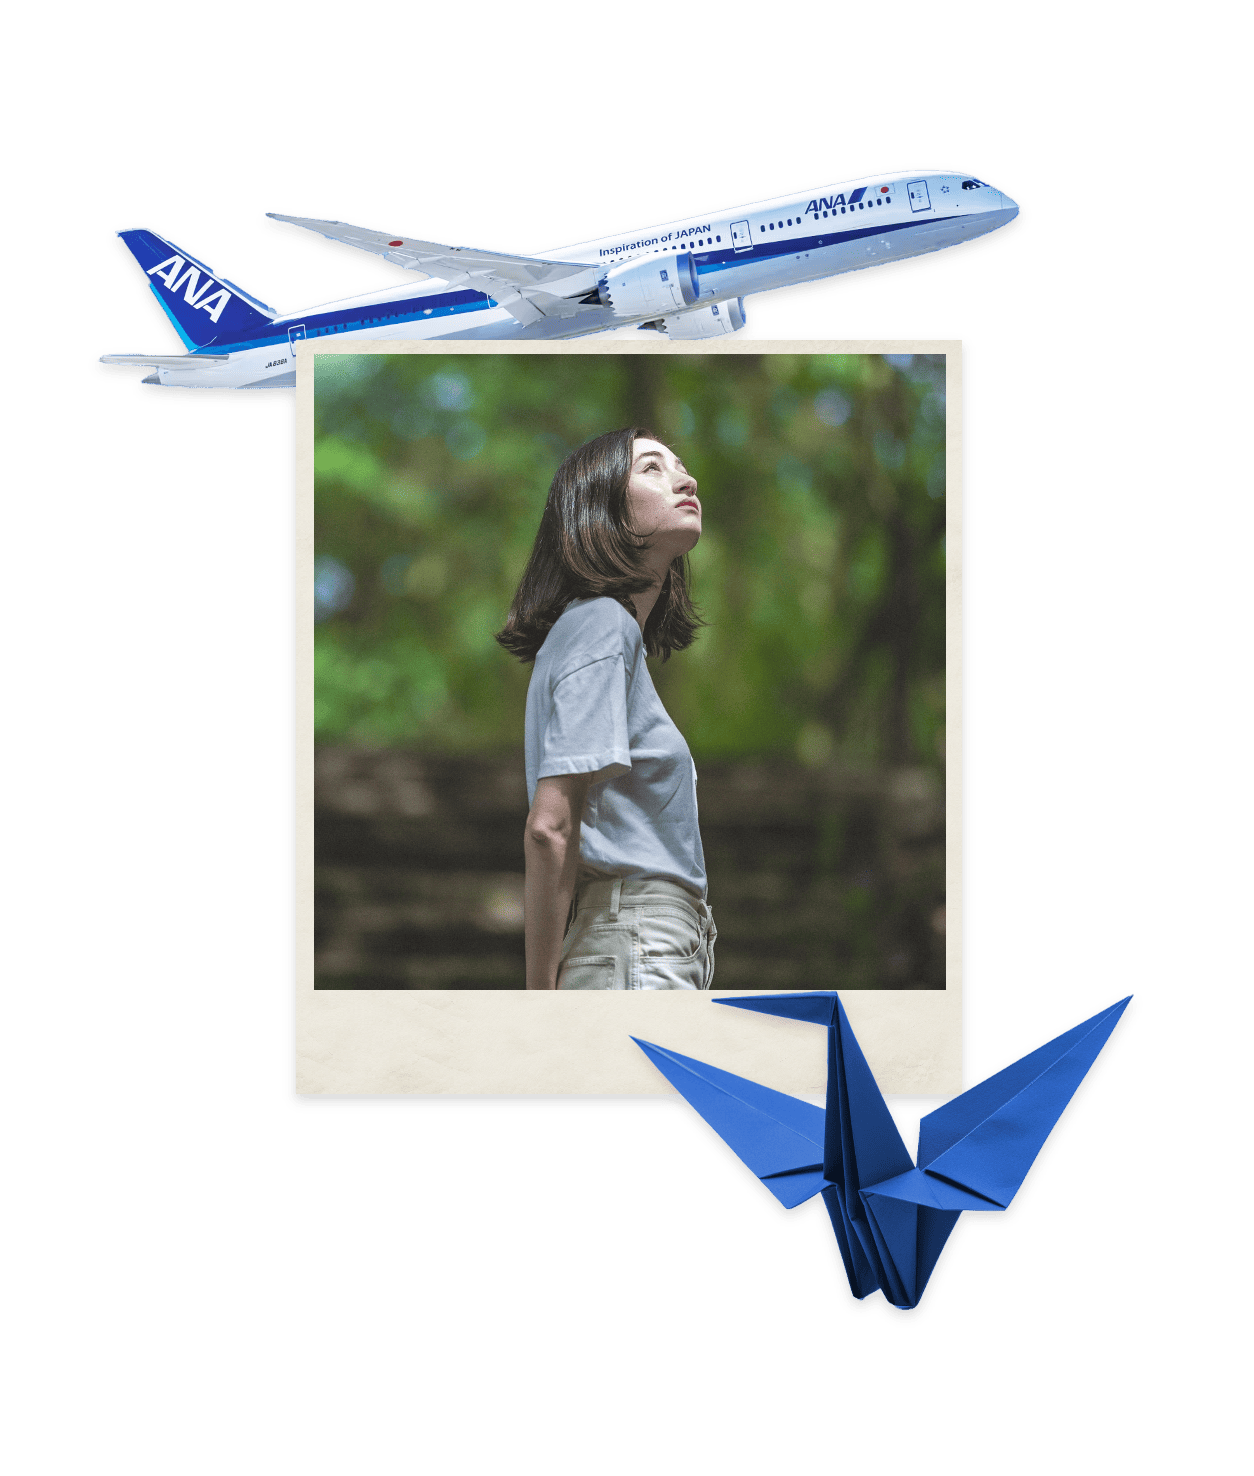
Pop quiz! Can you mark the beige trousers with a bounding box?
[557,870,717,991]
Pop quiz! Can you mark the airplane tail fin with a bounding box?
[117,229,276,349]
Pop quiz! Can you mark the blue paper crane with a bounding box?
[633,993,1130,1309]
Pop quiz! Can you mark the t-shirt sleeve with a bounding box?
[536,654,631,786]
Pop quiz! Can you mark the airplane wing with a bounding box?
[267,213,604,324]
[101,353,231,367]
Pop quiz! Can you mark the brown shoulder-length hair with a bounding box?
[495,427,702,663]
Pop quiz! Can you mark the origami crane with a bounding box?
[633,993,1130,1309]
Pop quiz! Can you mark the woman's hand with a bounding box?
[523,773,592,989]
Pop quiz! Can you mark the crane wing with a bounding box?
[916,997,1131,1208]
[631,1039,827,1208]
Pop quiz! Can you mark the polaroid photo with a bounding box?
[296,341,960,1094]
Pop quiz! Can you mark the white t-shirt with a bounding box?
[524,597,707,897]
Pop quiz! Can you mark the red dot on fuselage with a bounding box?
[388,240,404,246]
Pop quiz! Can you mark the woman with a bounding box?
[496,427,715,991]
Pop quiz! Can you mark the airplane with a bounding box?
[101,172,1018,389]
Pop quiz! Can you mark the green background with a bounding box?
[314,351,947,773]
[14,2,1239,1476]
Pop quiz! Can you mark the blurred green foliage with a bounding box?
[314,352,946,771]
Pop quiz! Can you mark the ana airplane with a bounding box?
[102,172,1017,389]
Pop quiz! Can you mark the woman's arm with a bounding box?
[523,772,592,990]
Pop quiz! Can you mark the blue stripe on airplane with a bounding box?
[188,214,957,356]
[197,288,493,355]
[692,214,947,279]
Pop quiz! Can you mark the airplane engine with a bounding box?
[661,298,746,339]
[597,252,699,318]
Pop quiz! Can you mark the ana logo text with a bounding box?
[146,255,232,324]
[803,187,884,215]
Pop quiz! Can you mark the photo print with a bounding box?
[297,341,960,1093]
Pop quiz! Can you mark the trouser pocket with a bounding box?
[557,920,633,991]
[556,954,622,991]
[558,898,714,990]
[636,905,713,991]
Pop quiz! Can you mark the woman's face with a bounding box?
[624,438,701,556]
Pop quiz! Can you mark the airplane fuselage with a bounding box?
[126,172,1017,388]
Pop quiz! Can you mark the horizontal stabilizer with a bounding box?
[101,353,229,367]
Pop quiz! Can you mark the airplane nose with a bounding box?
[997,190,1019,220]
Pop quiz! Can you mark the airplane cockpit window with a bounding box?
[961,179,988,190]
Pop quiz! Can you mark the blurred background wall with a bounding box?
[313,351,947,989]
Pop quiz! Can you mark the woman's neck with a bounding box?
[630,576,664,634]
